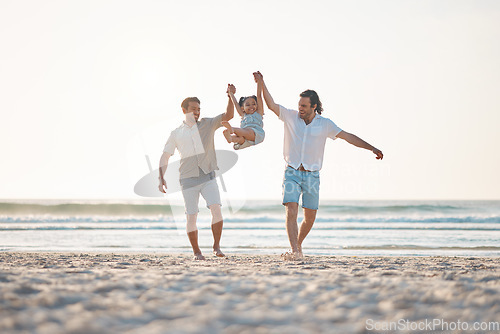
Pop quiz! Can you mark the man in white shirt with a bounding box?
[158,91,234,260]
[253,72,383,260]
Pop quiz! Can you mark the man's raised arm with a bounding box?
[336,131,384,160]
[221,84,235,122]
[226,84,243,118]
[253,71,279,117]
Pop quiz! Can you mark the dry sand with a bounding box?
[0,253,499,333]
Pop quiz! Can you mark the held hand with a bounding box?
[253,71,263,83]
[227,84,236,95]
[372,148,384,160]
[158,178,167,193]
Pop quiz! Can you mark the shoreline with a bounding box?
[3,249,500,258]
[1,252,499,333]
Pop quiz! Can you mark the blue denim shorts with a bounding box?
[282,166,320,210]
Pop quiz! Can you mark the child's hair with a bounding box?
[238,95,257,108]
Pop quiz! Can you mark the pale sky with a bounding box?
[1,0,499,200]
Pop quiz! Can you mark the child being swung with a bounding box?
[222,79,265,150]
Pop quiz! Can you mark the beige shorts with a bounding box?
[181,178,221,215]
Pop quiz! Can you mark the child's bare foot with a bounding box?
[221,121,234,133]
[222,129,232,143]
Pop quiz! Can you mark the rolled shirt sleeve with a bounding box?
[163,132,176,155]
[327,119,342,140]
[210,113,224,131]
[278,105,297,122]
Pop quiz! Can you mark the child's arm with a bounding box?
[227,84,244,117]
[256,75,264,116]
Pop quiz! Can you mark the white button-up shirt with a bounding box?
[163,114,223,179]
[279,105,342,171]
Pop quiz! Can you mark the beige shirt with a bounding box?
[279,105,342,171]
[163,114,224,179]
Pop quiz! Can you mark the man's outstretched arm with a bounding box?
[227,84,244,117]
[336,131,384,160]
[254,71,279,117]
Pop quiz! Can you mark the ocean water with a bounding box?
[0,200,499,256]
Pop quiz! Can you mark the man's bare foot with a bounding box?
[193,253,205,260]
[280,250,303,261]
[213,248,226,257]
[222,129,233,143]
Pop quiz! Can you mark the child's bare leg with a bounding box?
[222,129,232,143]
[231,134,245,145]
[222,122,254,143]
[223,129,245,145]
[222,121,233,133]
[221,121,238,143]
[233,127,256,141]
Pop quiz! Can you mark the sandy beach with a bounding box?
[0,253,499,333]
